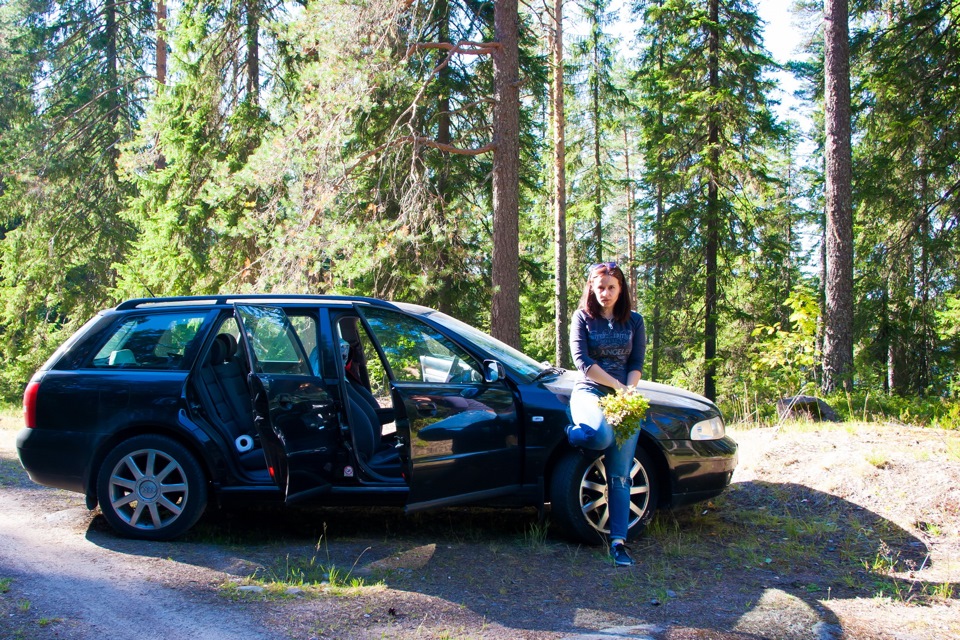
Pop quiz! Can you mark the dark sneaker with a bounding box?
[610,543,634,567]
[565,424,596,447]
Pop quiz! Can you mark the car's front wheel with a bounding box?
[96,435,207,540]
[550,447,658,544]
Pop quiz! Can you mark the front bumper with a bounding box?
[661,435,738,507]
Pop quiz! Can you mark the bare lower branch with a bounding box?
[406,40,500,57]
[311,136,496,223]
[350,135,494,170]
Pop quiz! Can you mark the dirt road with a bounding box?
[0,460,284,638]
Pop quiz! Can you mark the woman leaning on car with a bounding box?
[567,261,646,567]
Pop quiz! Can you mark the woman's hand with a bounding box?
[586,364,628,391]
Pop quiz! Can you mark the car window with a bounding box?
[289,314,320,375]
[91,312,206,370]
[236,305,312,375]
[359,308,483,384]
[414,308,545,381]
[336,316,391,403]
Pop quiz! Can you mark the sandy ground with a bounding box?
[1,414,958,639]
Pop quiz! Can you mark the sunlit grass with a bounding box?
[864,450,890,468]
[0,405,21,434]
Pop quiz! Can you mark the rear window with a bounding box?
[90,312,207,370]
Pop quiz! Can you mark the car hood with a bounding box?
[542,371,719,414]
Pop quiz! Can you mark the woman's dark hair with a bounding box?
[578,263,632,323]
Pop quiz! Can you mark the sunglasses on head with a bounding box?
[590,261,618,272]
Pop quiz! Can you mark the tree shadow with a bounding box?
[85,480,958,639]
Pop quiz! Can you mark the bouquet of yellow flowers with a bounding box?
[598,387,650,447]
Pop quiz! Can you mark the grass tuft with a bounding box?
[523,520,549,549]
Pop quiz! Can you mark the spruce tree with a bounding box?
[632,0,781,399]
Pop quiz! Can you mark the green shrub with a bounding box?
[824,391,960,429]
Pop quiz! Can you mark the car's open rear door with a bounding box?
[234,304,339,503]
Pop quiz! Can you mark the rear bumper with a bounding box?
[16,428,92,495]
[662,435,738,507]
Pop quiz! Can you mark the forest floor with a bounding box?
[1,412,958,639]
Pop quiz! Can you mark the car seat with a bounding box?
[198,333,265,471]
[345,374,400,476]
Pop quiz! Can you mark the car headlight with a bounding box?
[691,416,725,440]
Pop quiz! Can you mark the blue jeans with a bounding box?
[569,386,642,542]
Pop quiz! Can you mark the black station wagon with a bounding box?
[17,295,737,541]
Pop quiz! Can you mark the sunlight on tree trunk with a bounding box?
[491,0,521,348]
[156,0,167,86]
[552,0,569,367]
[822,0,854,394]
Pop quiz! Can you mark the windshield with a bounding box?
[414,308,546,382]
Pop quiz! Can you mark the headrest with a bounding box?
[210,333,238,364]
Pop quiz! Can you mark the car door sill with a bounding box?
[404,484,523,513]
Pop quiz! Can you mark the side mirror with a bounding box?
[483,359,506,383]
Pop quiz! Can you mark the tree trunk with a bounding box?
[703,0,720,401]
[104,0,120,186]
[650,1,665,382]
[885,271,907,394]
[435,0,456,316]
[157,0,167,86]
[917,211,931,394]
[246,0,260,105]
[624,122,636,300]
[154,0,168,170]
[491,0,521,348]
[821,0,854,394]
[651,178,663,381]
[592,39,602,261]
[552,0,570,367]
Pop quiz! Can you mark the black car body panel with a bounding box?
[17,294,737,541]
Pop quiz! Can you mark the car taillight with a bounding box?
[23,380,40,429]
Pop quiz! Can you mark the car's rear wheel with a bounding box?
[550,447,658,544]
[96,435,207,540]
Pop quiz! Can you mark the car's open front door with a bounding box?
[234,304,339,503]
[357,306,522,511]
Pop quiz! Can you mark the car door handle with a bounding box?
[416,401,437,416]
[276,393,295,410]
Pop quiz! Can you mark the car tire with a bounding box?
[550,446,658,545]
[96,434,207,540]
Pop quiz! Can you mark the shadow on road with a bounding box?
[83,479,958,638]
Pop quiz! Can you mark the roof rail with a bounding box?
[113,293,386,311]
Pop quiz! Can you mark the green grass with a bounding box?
[864,450,890,468]
[927,581,955,600]
[0,577,11,593]
[724,391,960,428]
[224,532,383,599]
[946,438,960,462]
[522,521,549,548]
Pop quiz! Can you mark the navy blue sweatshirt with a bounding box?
[569,309,646,392]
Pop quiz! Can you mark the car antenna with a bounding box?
[135,274,157,298]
